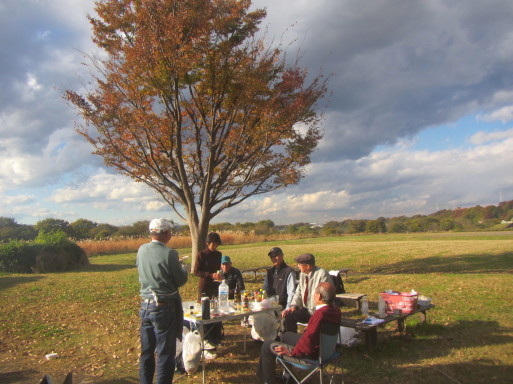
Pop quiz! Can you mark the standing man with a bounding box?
[193,232,223,301]
[257,282,341,383]
[137,218,188,384]
[220,255,245,299]
[282,253,331,333]
[263,247,297,309]
[193,232,223,352]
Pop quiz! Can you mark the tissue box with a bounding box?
[380,291,418,314]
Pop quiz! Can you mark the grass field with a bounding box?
[1,232,512,383]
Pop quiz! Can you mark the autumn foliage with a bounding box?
[65,0,327,266]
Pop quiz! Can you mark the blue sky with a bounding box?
[1,0,513,226]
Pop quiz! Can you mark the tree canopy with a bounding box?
[65,0,327,263]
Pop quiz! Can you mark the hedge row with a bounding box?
[0,231,89,273]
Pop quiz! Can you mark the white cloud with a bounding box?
[478,106,513,123]
[50,171,167,212]
[215,130,513,223]
[469,127,513,145]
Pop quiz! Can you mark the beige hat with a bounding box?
[149,218,173,233]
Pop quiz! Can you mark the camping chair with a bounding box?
[276,322,342,384]
[39,372,72,384]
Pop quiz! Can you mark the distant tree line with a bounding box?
[1,200,512,243]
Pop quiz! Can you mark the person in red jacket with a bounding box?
[256,281,341,383]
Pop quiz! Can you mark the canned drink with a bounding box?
[45,353,58,360]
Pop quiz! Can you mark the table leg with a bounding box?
[397,319,405,332]
[200,322,206,384]
[243,316,247,353]
[356,299,362,311]
[365,328,377,351]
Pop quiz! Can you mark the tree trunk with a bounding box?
[189,217,210,273]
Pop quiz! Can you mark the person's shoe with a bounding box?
[202,350,217,360]
[203,340,217,350]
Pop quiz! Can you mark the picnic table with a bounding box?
[241,267,352,281]
[335,293,367,310]
[183,301,282,384]
[241,266,269,280]
[340,304,435,350]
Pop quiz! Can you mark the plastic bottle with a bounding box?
[378,294,386,318]
[234,287,241,306]
[218,280,229,310]
[361,295,369,316]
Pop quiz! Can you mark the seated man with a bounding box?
[220,255,245,299]
[263,247,297,309]
[256,282,341,383]
[282,253,331,333]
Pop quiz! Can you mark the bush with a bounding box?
[0,231,89,273]
[0,241,40,273]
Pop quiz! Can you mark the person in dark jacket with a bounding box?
[193,232,223,301]
[263,247,297,309]
[256,282,341,383]
[193,232,223,352]
[220,255,245,299]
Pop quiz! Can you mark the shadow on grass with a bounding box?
[340,319,513,383]
[373,319,513,359]
[0,274,44,291]
[0,367,40,384]
[95,379,139,384]
[76,263,135,273]
[367,252,513,275]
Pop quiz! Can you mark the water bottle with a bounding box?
[378,294,386,318]
[361,295,369,317]
[218,280,229,311]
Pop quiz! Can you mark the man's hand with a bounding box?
[281,305,297,318]
[273,345,291,356]
[212,272,221,280]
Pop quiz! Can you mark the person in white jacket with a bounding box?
[281,253,331,333]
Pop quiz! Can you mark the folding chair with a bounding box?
[277,322,342,383]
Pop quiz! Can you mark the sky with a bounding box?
[1,0,513,227]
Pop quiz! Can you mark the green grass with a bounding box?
[0,232,512,383]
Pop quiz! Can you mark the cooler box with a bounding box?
[380,291,418,314]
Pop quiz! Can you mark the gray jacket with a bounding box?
[289,266,331,314]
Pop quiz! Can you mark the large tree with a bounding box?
[66,0,327,266]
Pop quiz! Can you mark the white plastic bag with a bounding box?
[338,326,359,347]
[250,312,279,342]
[176,326,189,357]
[182,330,202,374]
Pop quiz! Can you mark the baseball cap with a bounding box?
[294,253,315,265]
[268,247,284,258]
[148,218,173,233]
[221,255,231,264]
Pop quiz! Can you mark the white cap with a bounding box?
[149,218,173,233]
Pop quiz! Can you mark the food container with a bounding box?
[380,291,418,314]
[417,295,432,306]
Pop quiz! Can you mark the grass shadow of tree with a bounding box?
[0,367,40,384]
[76,263,135,273]
[369,319,512,360]
[0,274,44,291]
[343,319,513,383]
[367,252,513,275]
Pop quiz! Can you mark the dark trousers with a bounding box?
[139,302,178,384]
[283,307,311,333]
[256,332,301,383]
